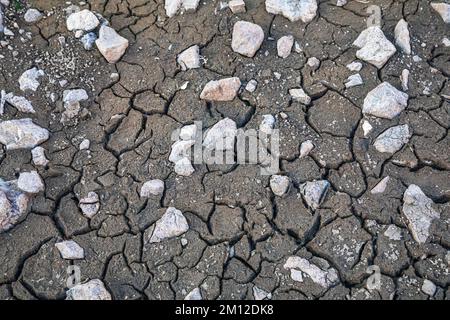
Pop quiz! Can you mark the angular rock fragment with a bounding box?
[373,124,411,154]
[299,180,330,209]
[270,175,290,196]
[169,140,195,163]
[146,207,189,243]
[24,8,42,23]
[66,279,112,300]
[259,114,275,135]
[289,88,310,105]
[231,21,264,58]
[79,192,100,219]
[203,118,237,151]
[184,287,202,300]
[177,45,201,71]
[200,77,241,101]
[383,224,402,241]
[55,240,85,260]
[19,67,44,92]
[402,184,440,244]
[370,176,390,194]
[179,124,198,140]
[353,26,396,68]
[95,25,129,63]
[394,19,411,55]
[421,279,436,296]
[165,0,200,18]
[277,35,294,58]
[299,140,314,158]
[253,286,272,300]
[140,179,165,197]
[245,79,257,92]
[79,139,90,150]
[283,256,339,288]
[346,61,362,72]
[31,146,49,166]
[362,82,408,119]
[66,9,99,32]
[0,118,49,150]
[265,0,318,23]
[345,74,363,88]
[0,180,29,233]
[431,2,450,23]
[17,171,44,194]
[229,0,246,13]
[174,157,195,176]
[5,94,35,113]
[401,69,409,91]
[361,120,372,137]
[307,57,320,68]
[80,32,97,50]
[63,89,88,103]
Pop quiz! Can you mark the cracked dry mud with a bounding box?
[0,0,449,301]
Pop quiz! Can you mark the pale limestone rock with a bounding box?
[200,77,241,101]
[373,124,411,154]
[362,82,408,119]
[66,279,112,300]
[345,74,363,88]
[66,9,99,31]
[31,146,49,166]
[307,56,320,68]
[140,179,165,197]
[0,118,49,150]
[401,69,409,91]
[245,79,258,92]
[431,2,450,23]
[384,224,402,241]
[146,207,189,243]
[289,88,311,105]
[165,0,200,18]
[24,8,43,23]
[174,157,195,176]
[265,0,318,23]
[229,0,246,13]
[259,114,275,135]
[79,192,100,219]
[394,19,411,55]
[95,25,129,63]
[169,140,195,163]
[270,175,290,196]
[0,180,29,233]
[253,286,272,300]
[284,256,339,288]
[55,240,85,259]
[371,176,390,194]
[299,180,330,209]
[299,140,314,158]
[362,120,373,137]
[17,171,44,194]
[231,21,264,58]
[277,35,294,58]
[63,89,88,103]
[403,184,440,244]
[79,139,90,150]
[346,61,362,72]
[203,118,237,151]
[19,67,44,92]
[353,26,396,68]
[421,279,436,296]
[177,45,201,71]
[179,124,198,140]
[184,287,202,300]
[5,94,35,113]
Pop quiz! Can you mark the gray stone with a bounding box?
[265,0,318,23]
[19,67,44,92]
[229,0,246,13]
[0,118,49,150]
[184,287,202,300]
[299,180,330,209]
[5,94,35,113]
[203,118,237,151]
[24,8,43,23]
[283,256,339,288]
[277,35,294,58]
[146,207,189,243]
[231,21,264,58]
[270,175,290,196]
[394,19,411,55]
[31,146,49,166]
[431,2,450,23]
[353,26,396,68]
[55,240,85,259]
[66,9,99,32]
[289,88,311,105]
[177,45,201,71]
[373,124,411,154]
[140,179,165,197]
[17,171,44,194]
[80,32,97,50]
[345,74,363,88]
[0,180,29,233]
[79,192,100,219]
[362,82,408,119]
[66,279,112,300]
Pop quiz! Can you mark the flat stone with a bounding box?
[179,124,198,140]
[24,8,43,23]
[63,89,89,103]
[345,74,363,88]
[66,9,99,32]
[371,176,390,194]
[270,175,290,196]
[184,287,202,300]
[373,124,411,154]
[229,0,246,13]
[259,114,275,135]
[5,94,35,113]
[31,146,49,166]
[245,79,258,92]
[277,35,294,58]
[383,224,402,241]
[346,61,362,72]
[299,140,314,158]
[79,192,100,219]
[353,26,396,68]
[299,180,330,210]
[431,2,450,23]
[19,67,44,92]
[362,82,408,119]
[289,88,311,105]
[177,45,201,71]
[165,0,200,18]
[203,118,237,151]
[394,19,411,55]
[253,286,272,300]
[307,57,320,68]
[140,179,165,197]
[146,207,189,243]
[95,25,129,63]
[17,171,44,194]
[174,157,195,176]
[421,279,436,296]
[284,256,339,288]
[66,279,112,300]
[200,77,241,101]
[0,180,29,233]
[265,0,318,23]
[231,21,264,58]
[402,184,440,244]
[169,140,195,163]
[0,118,49,150]
[55,240,85,259]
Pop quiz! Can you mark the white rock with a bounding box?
[260,114,275,135]
[384,224,402,241]
[336,0,347,6]
[140,179,165,197]
[299,180,330,209]
[66,9,99,32]
[289,88,311,105]
[79,192,100,219]
[169,140,195,163]
[400,69,409,91]
[371,176,390,194]
[179,124,198,140]
[177,45,201,71]
[203,118,237,151]
[353,26,397,69]
[253,286,272,300]
[0,180,29,233]
[165,0,200,17]
[5,94,35,113]
[231,21,264,58]
[361,120,373,137]
[373,124,411,154]
[307,56,320,68]
[17,171,44,194]
[277,35,294,58]
[346,61,362,72]
[31,146,49,166]
[63,89,88,103]
[431,2,450,23]
[403,184,440,244]
[200,77,241,101]
[362,82,408,119]
[55,240,85,259]
[19,67,44,92]
[421,279,436,296]
[270,175,290,196]
[442,37,450,47]
[265,0,318,23]
[79,139,90,150]
[284,256,339,288]
[147,207,189,243]
[66,279,112,300]
[299,140,314,158]
[394,19,411,55]
[0,118,49,150]
[95,25,129,63]
[174,157,195,176]
[345,74,363,88]
[245,79,258,92]
[184,288,202,300]
[24,8,43,23]
[229,0,246,13]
